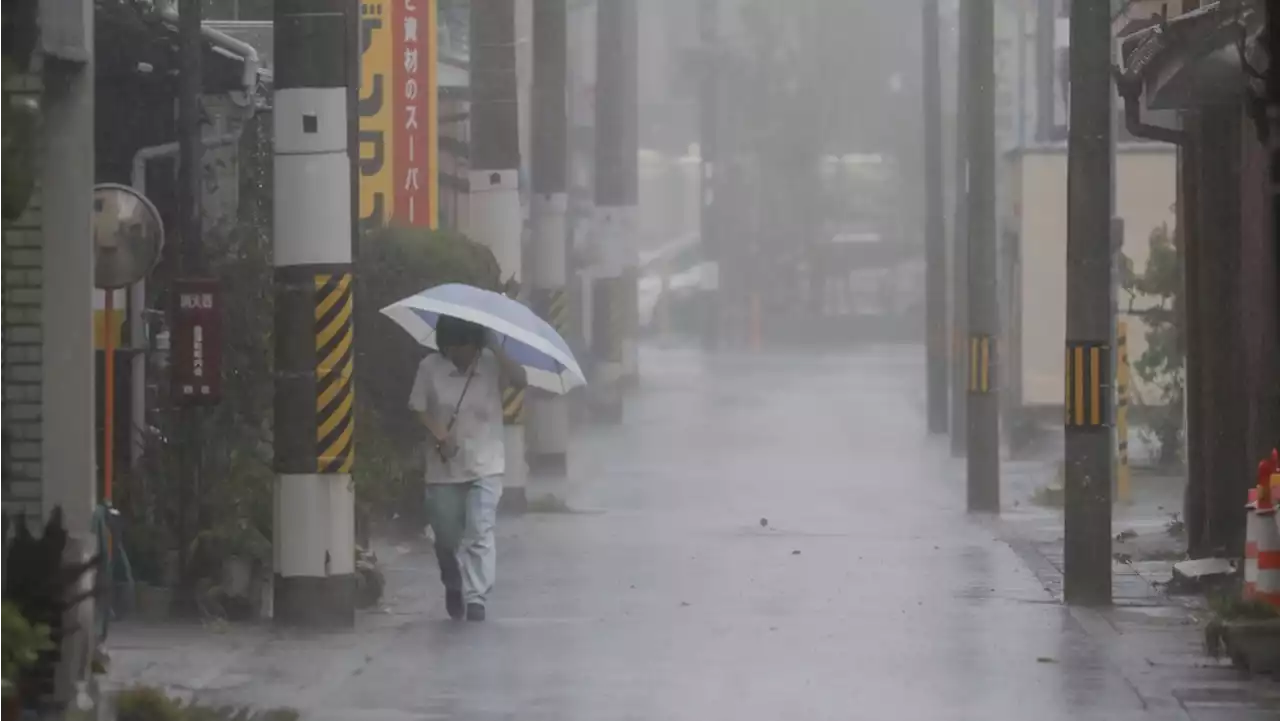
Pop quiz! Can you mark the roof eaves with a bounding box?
[1117,2,1258,85]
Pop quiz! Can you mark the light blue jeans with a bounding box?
[426,475,504,606]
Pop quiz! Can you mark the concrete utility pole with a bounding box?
[922,0,948,435]
[178,0,203,275]
[950,4,970,456]
[470,0,530,510]
[527,0,571,477]
[174,0,204,616]
[1062,0,1113,606]
[964,0,999,512]
[698,0,720,351]
[1269,0,1280,355]
[39,0,97,701]
[591,0,638,423]
[618,1,640,389]
[272,0,359,627]
[563,0,594,378]
[1035,0,1056,142]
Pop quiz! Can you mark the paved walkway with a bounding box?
[106,346,1280,721]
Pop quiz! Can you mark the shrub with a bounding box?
[352,225,502,521]
[1120,222,1184,467]
[2,602,52,698]
[114,686,298,721]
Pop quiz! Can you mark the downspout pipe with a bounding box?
[126,133,241,470]
[159,7,261,107]
[1112,65,1188,145]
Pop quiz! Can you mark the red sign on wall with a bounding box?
[391,0,437,226]
[171,278,222,406]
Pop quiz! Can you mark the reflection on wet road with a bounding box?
[111,347,1279,721]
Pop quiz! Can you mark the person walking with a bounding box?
[409,315,528,621]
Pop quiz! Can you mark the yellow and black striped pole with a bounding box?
[1064,341,1109,429]
[968,333,994,395]
[963,0,1000,513]
[272,0,359,628]
[315,274,355,475]
[1062,0,1115,606]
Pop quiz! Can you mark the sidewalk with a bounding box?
[102,533,470,713]
[997,455,1280,719]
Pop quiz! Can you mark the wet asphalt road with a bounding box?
[110,346,1273,720]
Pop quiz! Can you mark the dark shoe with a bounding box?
[465,603,486,622]
[446,590,464,620]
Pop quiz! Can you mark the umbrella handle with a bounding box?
[436,339,501,462]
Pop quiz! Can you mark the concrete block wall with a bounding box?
[3,71,45,521]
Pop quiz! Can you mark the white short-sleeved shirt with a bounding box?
[408,349,505,484]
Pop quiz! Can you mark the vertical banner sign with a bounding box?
[360,1,395,230]
[360,0,438,230]
[171,278,223,406]
[393,0,439,227]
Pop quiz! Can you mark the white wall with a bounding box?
[1013,145,1177,407]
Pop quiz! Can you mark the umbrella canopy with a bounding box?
[380,283,586,394]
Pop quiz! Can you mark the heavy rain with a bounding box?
[2,1,1279,720]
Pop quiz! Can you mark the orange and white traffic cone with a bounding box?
[1257,456,1276,517]
[1246,486,1261,600]
[1255,454,1280,607]
[1257,525,1280,607]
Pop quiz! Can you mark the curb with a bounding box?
[990,518,1123,640]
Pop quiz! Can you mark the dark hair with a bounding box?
[435,315,486,350]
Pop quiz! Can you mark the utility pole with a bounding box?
[1062,0,1113,606]
[563,0,591,379]
[39,0,97,702]
[178,0,203,274]
[591,0,637,423]
[346,0,360,264]
[174,0,204,614]
[619,2,641,389]
[698,0,720,351]
[1035,0,1055,142]
[965,0,999,512]
[950,4,970,456]
[1016,0,1028,147]
[471,0,530,510]
[272,0,359,627]
[527,0,571,478]
[1269,0,1280,357]
[922,0,948,435]
[1107,11,1123,505]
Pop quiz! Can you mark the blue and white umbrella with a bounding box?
[380,283,587,394]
